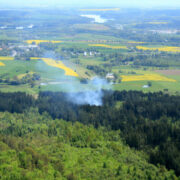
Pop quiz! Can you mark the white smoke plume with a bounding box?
[67,77,111,106]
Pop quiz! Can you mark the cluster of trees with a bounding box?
[99,53,134,65]
[39,43,58,51]
[14,48,43,61]
[86,65,108,76]
[133,53,180,67]
[0,92,35,113]
[0,49,11,56]
[0,90,180,176]
[0,73,40,87]
[99,52,180,68]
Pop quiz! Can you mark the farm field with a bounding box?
[0,58,79,93]
[136,46,180,52]
[155,69,180,75]
[72,24,110,31]
[31,57,78,77]
[0,8,180,95]
[26,40,63,45]
[0,56,14,60]
[111,66,180,93]
[0,62,5,66]
[0,38,180,94]
[88,44,128,49]
[121,74,176,82]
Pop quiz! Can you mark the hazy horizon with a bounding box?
[1,0,180,9]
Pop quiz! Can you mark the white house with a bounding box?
[106,73,114,79]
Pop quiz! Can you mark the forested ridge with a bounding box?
[0,90,180,179]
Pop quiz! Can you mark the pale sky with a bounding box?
[1,0,180,8]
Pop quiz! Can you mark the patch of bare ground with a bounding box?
[155,70,180,75]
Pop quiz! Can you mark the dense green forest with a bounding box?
[0,91,180,179]
[0,110,177,180]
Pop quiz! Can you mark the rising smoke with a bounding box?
[37,51,111,106]
[66,77,111,106]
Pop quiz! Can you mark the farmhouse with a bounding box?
[142,85,149,88]
[106,73,114,79]
[84,52,87,56]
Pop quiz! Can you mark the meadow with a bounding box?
[0,58,78,93]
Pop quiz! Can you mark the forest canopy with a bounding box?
[0,90,180,178]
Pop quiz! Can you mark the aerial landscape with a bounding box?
[0,0,180,179]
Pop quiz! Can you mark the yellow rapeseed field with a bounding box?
[128,41,145,44]
[26,40,63,45]
[0,56,14,60]
[0,62,5,66]
[88,44,128,49]
[121,74,176,82]
[17,72,34,79]
[136,46,180,53]
[30,57,41,60]
[41,58,78,77]
[31,57,78,77]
